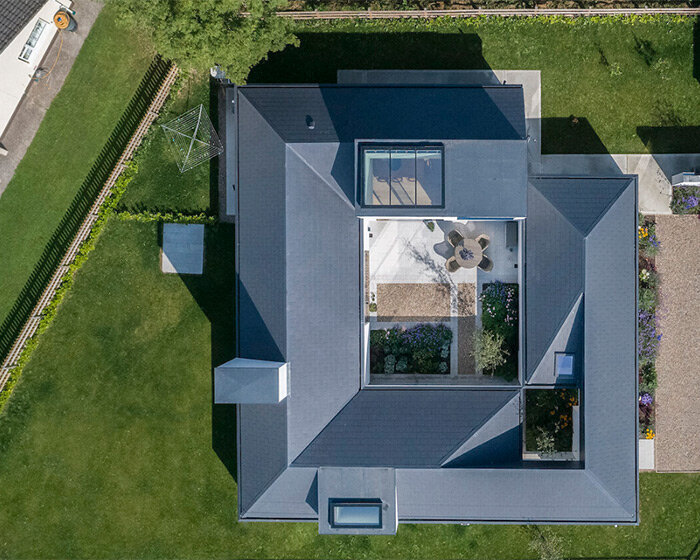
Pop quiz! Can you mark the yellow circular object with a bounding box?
[54,11,70,30]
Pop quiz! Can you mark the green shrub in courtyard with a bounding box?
[479,282,519,380]
[471,328,507,375]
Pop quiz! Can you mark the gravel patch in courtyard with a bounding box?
[376,282,450,322]
[655,215,700,472]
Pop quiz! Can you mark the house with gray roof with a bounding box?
[215,75,638,534]
[0,0,73,145]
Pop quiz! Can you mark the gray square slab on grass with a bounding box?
[161,223,204,275]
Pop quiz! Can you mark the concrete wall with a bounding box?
[0,1,71,138]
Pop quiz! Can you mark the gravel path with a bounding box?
[655,215,700,472]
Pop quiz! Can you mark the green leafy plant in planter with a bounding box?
[479,282,519,381]
[471,328,507,375]
[535,428,557,456]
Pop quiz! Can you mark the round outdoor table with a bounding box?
[454,238,482,269]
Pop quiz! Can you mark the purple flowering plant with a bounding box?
[480,281,518,327]
[671,184,700,215]
[638,308,661,364]
[479,282,519,381]
[369,323,452,375]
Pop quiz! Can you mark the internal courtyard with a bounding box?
[364,218,522,385]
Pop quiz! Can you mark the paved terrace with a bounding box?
[655,215,700,472]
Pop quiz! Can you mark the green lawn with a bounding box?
[249,16,700,154]
[0,219,699,559]
[0,4,155,357]
[117,73,216,214]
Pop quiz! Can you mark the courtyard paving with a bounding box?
[654,215,700,472]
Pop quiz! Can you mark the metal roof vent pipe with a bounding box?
[306,115,315,130]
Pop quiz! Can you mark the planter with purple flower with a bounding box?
[671,184,700,215]
[370,323,452,374]
[637,213,661,440]
[479,281,519,381]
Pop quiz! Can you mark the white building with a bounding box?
[0,0,73,148]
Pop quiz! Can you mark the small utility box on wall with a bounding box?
[214,358,288,404]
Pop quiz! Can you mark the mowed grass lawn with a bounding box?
[0,220,699,559]
[249,16,700,154]
[117,73,216,214]
[0,4,153,330]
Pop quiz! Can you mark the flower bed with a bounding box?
[479,282,519,381]
[369,323,452,375]
[525,388,579,455]
[670,184,700,215]
[638,214,660,438]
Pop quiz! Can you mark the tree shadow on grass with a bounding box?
[0,55,172,364]
[177,223,237,481]
[249,32,489,84]
[541,115,611,155]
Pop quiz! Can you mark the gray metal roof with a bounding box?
[293,389,517,468]
[581,182,638,519]
[442,392,522,468]
[239,85,526,143]
[525,181,585,381]
[232,83,638,525]
[239,85,528,219]
[0,0,46,53]
[396,469,632,523]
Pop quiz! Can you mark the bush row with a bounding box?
[299,13,691,33]
[115,210,216,224]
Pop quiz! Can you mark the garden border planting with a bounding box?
[638,214,661,440]
[524,388,579,456]
[277,7,700,18]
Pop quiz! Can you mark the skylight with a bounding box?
[361,145,443,207]
[330,501,383,529]
[555,353,575,377]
